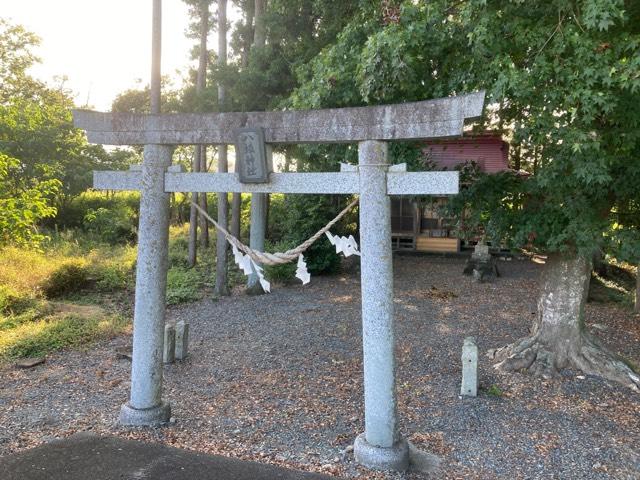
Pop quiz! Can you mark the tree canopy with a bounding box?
[0,19,137,246]
[283,1,640,264]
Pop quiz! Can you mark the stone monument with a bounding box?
[463,242,500,282]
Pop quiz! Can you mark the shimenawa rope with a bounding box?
[191,197,359,266]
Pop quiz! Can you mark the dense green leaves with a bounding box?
[0,152,59,247]
[0,19,138,247]
[288,0,640,262]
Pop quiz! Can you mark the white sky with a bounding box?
[3,1,233,111]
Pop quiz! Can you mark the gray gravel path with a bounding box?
[1,256,639,479]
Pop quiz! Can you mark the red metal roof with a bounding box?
[423,133,509,173]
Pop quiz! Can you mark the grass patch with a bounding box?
[166,267,205,305]
[485,384,504,397]
[0,220,246,360]
[0,303,128,360]
[0,236,136,361]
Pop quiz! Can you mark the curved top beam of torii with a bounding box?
[73,91,485,146]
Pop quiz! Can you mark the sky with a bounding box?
[3,1,231,111]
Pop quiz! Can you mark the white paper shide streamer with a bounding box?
[295,254,311,285]
[231,232,358,293]
[232,245,312,290]
[325,232,361,257]
[232,245,271,293]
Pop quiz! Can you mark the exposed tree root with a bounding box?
[488,333,640,392]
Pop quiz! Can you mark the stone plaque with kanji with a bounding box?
[235,127,268,183]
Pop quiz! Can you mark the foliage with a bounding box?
[263,239,298,284]
[0,285,36,316]
[276,194,357,274]
[219,0,359,112]
[486,384,504,397]
[166,266,205,305]
[0,19,140,247]
[40,260,90,298]
[84,205,137,244]
[111,78,183,114]
[0,152,60,247]
[443,169,524,245]
[286,1,640,264]
[0,309,127,360]
[55,191,140,230]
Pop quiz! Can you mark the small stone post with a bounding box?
[119,144,173,426]
[163,324,176,364]
[353,141,409,471]
[175,320,189,360]
[461,337,478,397]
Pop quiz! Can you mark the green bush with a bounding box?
[93,263,132,292]
[55,191,140,231]
[84,206,137,244]
[272,194,357,274]
[41,260,90,298]
[0,285,35,315]
[166,267,203,305]
[264,240,298,284]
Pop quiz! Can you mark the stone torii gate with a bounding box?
[74,91,485,471]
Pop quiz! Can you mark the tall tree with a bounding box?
[0,19,110,245]
[287,1,640,389]
[215,0,230,295]
[183,0,214,266]
[196,1,210,251]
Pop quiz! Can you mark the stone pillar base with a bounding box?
[119,401,171,426]
[354,433,410,471]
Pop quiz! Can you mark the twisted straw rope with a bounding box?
[191,197,359,266]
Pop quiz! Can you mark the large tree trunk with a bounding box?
[490,253,639,391]
[214,0,229,296]
[253,0,266,48]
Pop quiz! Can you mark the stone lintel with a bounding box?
[93,171,459,196]
[74,91,485,146]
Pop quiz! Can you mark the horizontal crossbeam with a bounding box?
[93,171,459,196]
[74,92,485,145]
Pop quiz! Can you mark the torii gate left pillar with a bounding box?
[119,144,173,425]
[74,91,485,471]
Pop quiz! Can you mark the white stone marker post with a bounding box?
[354,141,409,470]
[461,336,478,397]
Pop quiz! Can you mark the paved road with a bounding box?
[0,433,338,480]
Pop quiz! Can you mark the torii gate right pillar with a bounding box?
[354,141,409,470]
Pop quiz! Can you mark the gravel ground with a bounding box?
[1,256,639,479]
